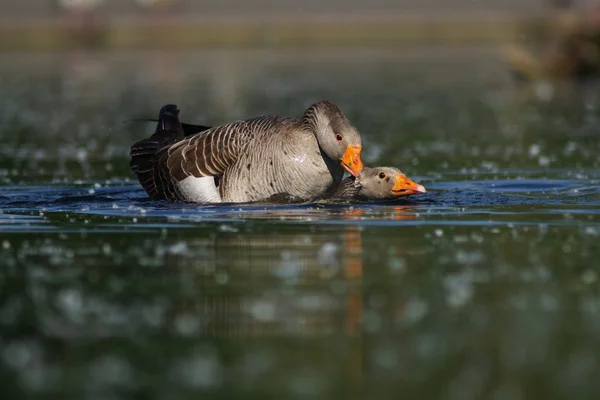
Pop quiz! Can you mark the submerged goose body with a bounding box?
[130,101,364,203]
[267,167,426,203]
[325,167,426,201]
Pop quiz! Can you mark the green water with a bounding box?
[1,48,600,399]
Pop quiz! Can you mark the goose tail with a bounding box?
[129,104,186,198]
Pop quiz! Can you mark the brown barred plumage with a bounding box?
[129,101,363,203]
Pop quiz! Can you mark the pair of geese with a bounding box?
[130,101,426,204]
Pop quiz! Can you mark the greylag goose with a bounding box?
[325,167,426,201]
[267,167,426,203]
[130,101,364,203]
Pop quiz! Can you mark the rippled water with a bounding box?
[1,48,600,398]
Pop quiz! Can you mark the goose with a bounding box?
[266,167,426,203]
[130,101,364,203]
[324,166,426,201]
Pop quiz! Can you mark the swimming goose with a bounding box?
[130,101,364,203]
[266,167,426,203]
[325,167,426,201]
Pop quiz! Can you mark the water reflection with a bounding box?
[2,47,600,397]
[193,208,377,339]
[2,186,600,396]
[0,205,426,341]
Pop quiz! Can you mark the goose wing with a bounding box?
[163,116,290,181]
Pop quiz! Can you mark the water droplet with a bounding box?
[403,298,428,324]
[215,271,228,285]
[173,347,222,389]
[249,300,276,322]
[582,270,597,284]
[317,242,339,267]
[373,345,398,369]
[168,241,188,255]
[445,273,473,308]
[363,310,382,333]
[218,224,238,233]
[2,340,42,370]
[175,314,200,336]
[389,257,406,273]
[528,144,541,158]
[102,243,111,255]
[89,355,132,387]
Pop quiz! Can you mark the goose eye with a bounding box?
[335,134,343,142]
[378,172,386,179]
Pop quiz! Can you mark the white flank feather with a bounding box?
[177,176,222,203]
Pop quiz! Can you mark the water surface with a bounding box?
[1,48,600,399]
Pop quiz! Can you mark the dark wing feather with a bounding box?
[321,176,360,200]
[130,104,186,200]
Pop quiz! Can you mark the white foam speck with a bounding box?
[249,300,276,322]
[402,298,428,324]
[215,272,228,285]
[218,224,238,233]
[528,144,541,158]
[168,241,188,255]
[173,347,222,389]
[444,273,474,308]
[538,155,551,167]
[174,314,201,336]
[317,242,339,267]
[582,270,597,285]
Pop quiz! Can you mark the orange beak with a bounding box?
[392,174,426,196]
[341,145,364,177]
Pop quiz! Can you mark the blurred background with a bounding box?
[2,0,600,83]
[0,0,598,50]
[2,1,600,399]
[1,0,600,179]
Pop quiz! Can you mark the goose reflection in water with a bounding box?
[168,205,418,338]
[198,201,421,224]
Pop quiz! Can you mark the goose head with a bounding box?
[355,167,426,199]
[300,100,364,177]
